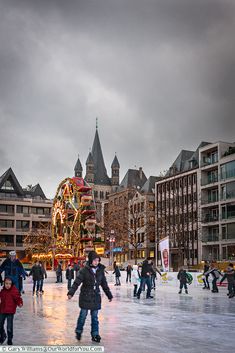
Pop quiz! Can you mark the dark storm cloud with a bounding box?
[0,0,235,197]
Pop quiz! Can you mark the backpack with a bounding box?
[186,272,193,285]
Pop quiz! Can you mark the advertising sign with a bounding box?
[159,236,169,272]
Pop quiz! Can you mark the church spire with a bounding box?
[74,154,83,177]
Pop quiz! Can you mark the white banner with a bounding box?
[159,236,169,272]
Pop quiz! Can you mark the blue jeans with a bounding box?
[137,277,151,298]
[76,309,99,336]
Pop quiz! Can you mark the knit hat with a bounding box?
[9,251,16,256]
[88,251,100,265]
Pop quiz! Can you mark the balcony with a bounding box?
[201,196,219,205]
[222,211,235,220]
[202,234,219,242]
[222,233,235,241]
[201,175,218,186]
[201,156,218,168]
[221,191,235,201]
[16,228,30,232]
[202,215,219,223]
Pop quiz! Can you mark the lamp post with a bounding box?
[108,230,115,267]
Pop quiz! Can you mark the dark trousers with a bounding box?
[151,275,156,289]
[133,284,138,296]
[0,313,14,340]
[179,281,188,291]
[212,278,218,292]
[33,280,40,293]
[126,273,131,283]
[137,277,151,298]
[115,277,121,285]
[67,279,72,290]
[228,282,235,295]
[40,279,44,292]
[203,275,210,289]
[76,309,99,336]
[18,276,23,293]
[56,274,62,283]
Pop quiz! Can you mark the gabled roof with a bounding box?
[91,129,111,185]
[118,168,147,191]
[23,184,47,199]
[111,155,120,168]
[141,176,162,194]
[0,167,24,196]
[74,155,83,172]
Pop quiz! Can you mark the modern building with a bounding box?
[0,168,52,259]
[199,141,235,261]
[155,142,209,270]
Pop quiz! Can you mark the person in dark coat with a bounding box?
[68,251,113,343]
[0,251,26,291]
[29,260,43,296]
[202,261,210,290]
[56,262,63,283]
[66,264,74,290]
[126,264,132,283]
[0,277,23,345]
[73,262,80,278]
[220,263,235,298]
[113,265,121,286]
[39,261,47,294]
[136,258,153,299]
[204,263,222,293]
[150,261,162,290]
[177,268,188,294]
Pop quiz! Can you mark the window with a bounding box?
[16,220,29,230]
[0,205,14,213]
[0,220,14,228]
[17,206,30,214]
[0,235,14,245]
[141,202,144,212]
[149,202,155,211]
[1,179,14,191]
[16,235,24,245]
[94,191,98,198]
[100,191,104,200]
[149,216,155,225]
[193,174,197,184]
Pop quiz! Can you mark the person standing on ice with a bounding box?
[113,265,121,286]
[67,251,113,343]
[220,263,235,298]
[136,258,153,299]
[177,267,188,294]
[204,262,222,293]
[131,265,140,297]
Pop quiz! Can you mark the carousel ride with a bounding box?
[52,177,97,263]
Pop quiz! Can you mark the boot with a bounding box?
[7,339,12,345]
[92,335,101,343]
[0,331,7,344]
[185,290,188,294]
[178,290,182,294]
[76,333,82,341]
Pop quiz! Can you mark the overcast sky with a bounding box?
[0,0,235,198]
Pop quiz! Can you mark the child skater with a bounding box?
[0,277,23,345]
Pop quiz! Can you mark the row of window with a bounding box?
[157,174,197,193]
[0,204,51,215]
[0,220,48,229]
[158,193,197,208]
[0,234,24,245]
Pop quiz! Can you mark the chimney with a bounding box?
[139,167,143,180]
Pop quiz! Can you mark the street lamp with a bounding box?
[107,230,115,267]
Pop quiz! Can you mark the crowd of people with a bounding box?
[0,250,234,346]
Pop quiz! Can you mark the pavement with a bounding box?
[2,277,235,353]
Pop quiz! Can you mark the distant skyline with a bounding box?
[0,0,235,198]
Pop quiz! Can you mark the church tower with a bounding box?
[111,154,120,187]
[85,152,95,183]
[74,155,83,177]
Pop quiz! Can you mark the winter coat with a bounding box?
[220,270,235,285]
[205,268,222,280]
[0,258,26,290]
[39,265,47,280]
[203,264,210,274]
[177,270,187,283]
[141,260,152,278]
[126,265,132,274]
[56,264,62,275]
[113,267,121,277]
[68,263,113,311]
[0,285,23,314]
[29,265,43,281]
[73,263,80,274]
[66,268,74,280]
[131,265,140,285]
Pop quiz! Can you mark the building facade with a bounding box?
[199,141,235,261]
[0,168,52,259]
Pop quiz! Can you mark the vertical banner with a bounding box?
[159,236,169,272]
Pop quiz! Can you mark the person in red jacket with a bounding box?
[0,277,23,345]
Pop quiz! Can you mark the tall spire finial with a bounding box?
[96,117,98,130]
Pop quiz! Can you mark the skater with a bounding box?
[126,264,132,283]
[39,262,47,294]
[0,251,26,291]
[0,277,23,345]
[137,258,153,299]
[131,265,140,297]
[113,265,121,286]
[29,260,43,296]
[56,261,63,283]
[150,261,162,290]
[220,263,235,298]
[66,264,74,290]
[73,261,80,278]
[177,267,188,294]
[67,251,113,343]
[202,261,210,290]
[205,262,222,293]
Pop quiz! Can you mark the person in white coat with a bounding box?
[131,265,141,297]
